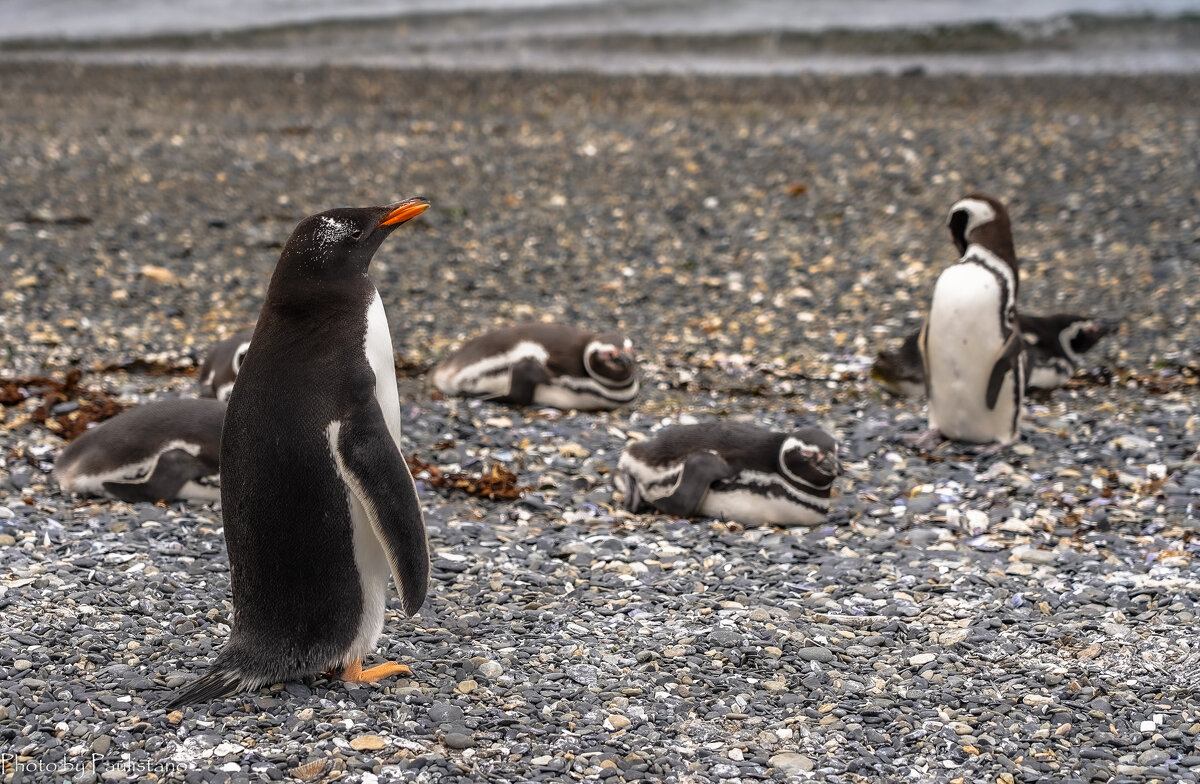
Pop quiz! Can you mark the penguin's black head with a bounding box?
[778,427,841,492]
[947,193,1015,264]
[1059,317,1116,358]
[270,198,429,304]
[584,335,637,385]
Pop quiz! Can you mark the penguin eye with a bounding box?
[350,228,363,240]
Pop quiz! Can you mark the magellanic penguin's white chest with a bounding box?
[925,252,1021,444]
[697,472,830,527]
[333,289,407,664]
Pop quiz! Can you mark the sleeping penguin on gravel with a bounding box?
[432,323,638,411]
[166,198,431,708]
[614,422,841,527]
[55,398,224,503]
[872,313,1115,397]
[914,193,1026,447]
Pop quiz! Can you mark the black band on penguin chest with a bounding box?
[963,254,1016,338]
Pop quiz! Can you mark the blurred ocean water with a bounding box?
[1,0,1197,73]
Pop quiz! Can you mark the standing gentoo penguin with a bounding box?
[918,193,1025,445]
[166,198,431,707]
[198,328,254,401]
[614,422,841,526]
[54,398,224,503]
[431,323,638,411]
[873,313,1114,396]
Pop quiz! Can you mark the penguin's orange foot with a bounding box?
[339,658,413,683]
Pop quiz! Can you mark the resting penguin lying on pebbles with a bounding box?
[914,193,1025,446]
[614,422,842,526]
[198,328,254,401]
[873,313,1115,397]
[167,198,431,707]
[54,398,224,503]
[432,323,638,410]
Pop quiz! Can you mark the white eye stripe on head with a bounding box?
[315,216,354,245]
[948,198,997,237]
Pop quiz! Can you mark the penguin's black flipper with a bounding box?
[102,450,210,503]
[335,403,430,617]
[499,357,552,405]
[651,451,735,518]
[985,329,1025,411]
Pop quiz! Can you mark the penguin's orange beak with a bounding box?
[379,198,430,228]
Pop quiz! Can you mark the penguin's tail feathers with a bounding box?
[163,664,248,710]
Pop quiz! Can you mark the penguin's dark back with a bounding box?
[59,398,225,475]
[452,323,592,376]
[219,294,375,658]
[628,422,784,474]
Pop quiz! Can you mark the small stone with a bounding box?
[604,715,631,730]
[908,653,937,667]
[455,679,478,694]
[948,721,973,736]
[1077,643,1102,660]
[478,660,503,680]
[140,264,177,284]
[1139,749,1169,766]
[763,679,787,692]
[443,732,474,750]
[1022,694,1053,706]
[1140,720,1158,733]
[0,534,14,547]
[558,442,589,459]
[531,756,552,766]
[663,646,686,657]
[166,711,183,725]
[769,753,814,774]
[13,660,32,672]
[0,507,14,519]
[566,664,599,686]
[91,735,112,755]
[350,735,387,752]
[797,646,835,663]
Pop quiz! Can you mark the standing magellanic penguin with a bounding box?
[167,199,431,707]
[873,313,1115,396]
[432,323,638,411]
[198,328,254,401]
[614,422,842,526]
[918,193,1025,445]
[55,398,224,503]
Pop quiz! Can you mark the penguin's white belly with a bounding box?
[339,291,407,662]
[177,478,222,502]
[697,473,828,527]
[532,382,624,411]
[1027,359,1072,390]
[926,264,1017,443]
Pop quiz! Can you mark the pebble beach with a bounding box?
[1,61,1199,782]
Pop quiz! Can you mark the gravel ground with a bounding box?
[1,63,1198,783]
